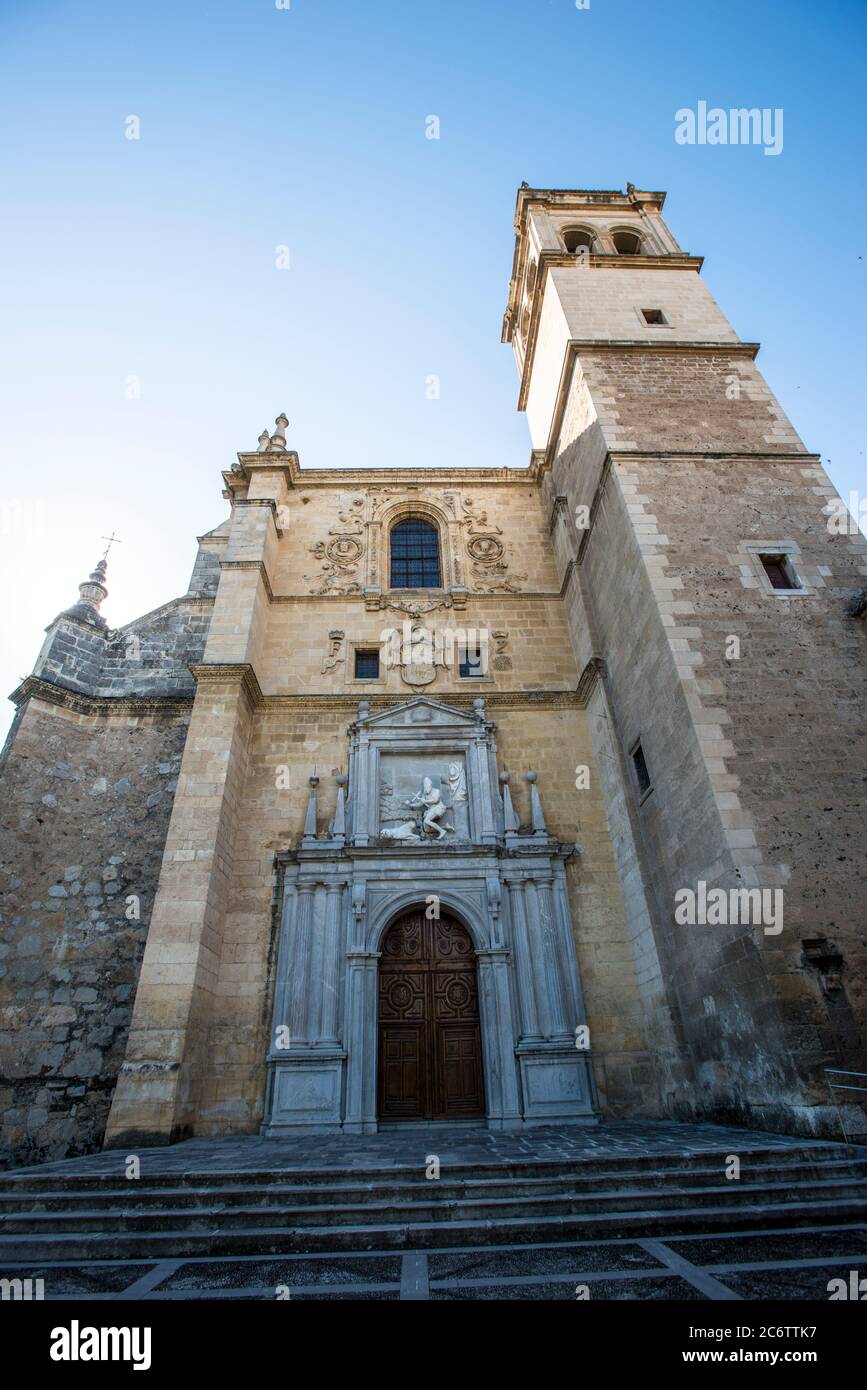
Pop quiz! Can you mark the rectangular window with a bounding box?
[641,308,668,325]
[459,645,486,678]
[631,741,652,798]
[354,649,380,680]
[758,552,801,591]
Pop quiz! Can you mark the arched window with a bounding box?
[563,227,595,254]
[611,229,643,256]
[390,518,441,589]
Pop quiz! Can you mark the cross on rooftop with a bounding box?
[100,532,123,559]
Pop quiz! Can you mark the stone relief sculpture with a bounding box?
[408,777,453,840]
[305,497,367,595]
[454,501,526,594]
[398,621,447,689]
[321,629,345,674]
[379,764,468,843]
[462,497,502,535]
[380,777,453,842]
[491,629,512,671]
[329,497,364,536]
[446,761,467,803]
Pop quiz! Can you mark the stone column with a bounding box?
[477,948,522,1127]
[319,883,344,1046]
[536,874,572,1040]
[506,878,542,1041]
[468,738,498,843]
[343,951,379,1133]
[290,883,317,1045]
[523,878,554,1038]
[269,880,296,1046]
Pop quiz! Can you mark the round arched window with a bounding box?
[563,227,595,254]
[390,518,441,589]
[611,229,643,255]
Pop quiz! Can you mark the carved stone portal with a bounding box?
[264,697,597,1135]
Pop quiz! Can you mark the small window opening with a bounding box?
[459,644,486,679]
[631,742,652,797]
[759,553,801,591]
[354,649,380,679]
[641,308,668,325]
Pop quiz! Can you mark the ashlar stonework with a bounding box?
[1,184,865,1168]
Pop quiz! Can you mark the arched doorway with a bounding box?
[377,907,485,1122]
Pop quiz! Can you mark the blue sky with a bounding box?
[1,0,865,739]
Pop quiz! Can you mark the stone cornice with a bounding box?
[9,675,194,719]
[189,662,265,709]
[264,689,584,713]
[562,338,758,354]
[8,674,594,718]
[576,657,608,706]
[520,329,758,415]
[228,457,538,489]
[267,588,566,603]
[218,559,275,601]
[540,340,808,473]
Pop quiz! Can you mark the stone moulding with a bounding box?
[9,675,194,719]
[575,657,608,707]
[10,672,590,719]
[188,662,265,709]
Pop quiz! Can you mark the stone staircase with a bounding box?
[1,1136,866,1265]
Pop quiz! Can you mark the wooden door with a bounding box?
[377,909,485,1122]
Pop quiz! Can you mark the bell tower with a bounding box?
[504,184,867,1134]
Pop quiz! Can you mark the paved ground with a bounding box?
[3,1121,865,1301]
[16,1224,866,1302]
[3,1118,846,1178]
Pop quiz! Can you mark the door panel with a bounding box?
[377,910,485,1122]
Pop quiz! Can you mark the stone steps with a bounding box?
[2,1195,866,1262]
[2,1133,865,1268]
[0,1139,850,1192]
[1,1157,865,1214]
[4,1173,867,1235]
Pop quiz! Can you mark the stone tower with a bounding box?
[0,185,864,1169]
[502,184,867,1132]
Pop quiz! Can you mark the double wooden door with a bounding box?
[377,909,485,1122]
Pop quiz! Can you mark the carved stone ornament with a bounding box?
[491,629,512,671]
[305,496,367,595]
[398,621,446,689]
[321,629,345,674]
[380,770,462,842]
[461,496,502,535]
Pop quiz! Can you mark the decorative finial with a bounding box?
[270,414,289,451]
[60,551,111,630]
[500,769,519,834]
[526,771,548,835]
[257,429,271,452]
[302,773,320,845]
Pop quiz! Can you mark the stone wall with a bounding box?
[0,699,189,1168]
[542,342,867,1134]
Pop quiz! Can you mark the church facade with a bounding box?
[1,184,865,1167]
